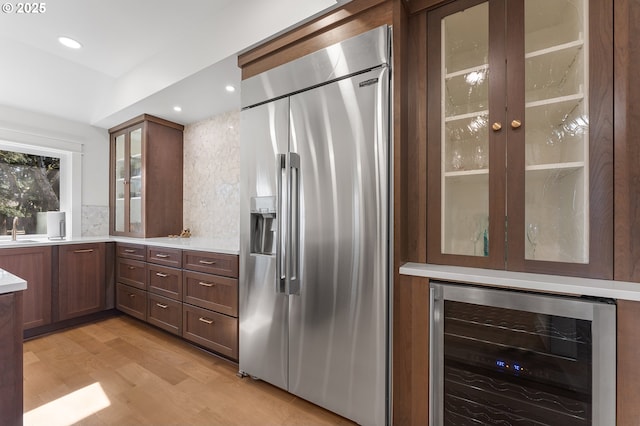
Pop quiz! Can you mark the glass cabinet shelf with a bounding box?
[444,169,489,178]
[526,93,583,109]
[445,110,489,123]
[445,64,488,79]
[525,161,584,172]
[525,39,583,60]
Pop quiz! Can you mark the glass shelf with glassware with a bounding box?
[129,177,142,200]
[524,165,588,263]
[444,69,489,118]
[444,112,489,175]
[525,40,585,104]
[442,173,489,257]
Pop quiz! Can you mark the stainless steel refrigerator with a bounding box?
[239,26,390,426]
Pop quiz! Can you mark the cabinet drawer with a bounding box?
[183,271,237,317]
[147,293,182,336]
[116,283,146,321]
[182,304,238,360]
[147,246,182,268]
[148,264,183,300]
[117,243,146,261]
[116,258,147,290]
[183,251,238,278]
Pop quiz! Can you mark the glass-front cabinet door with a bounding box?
[129,128,143,234]
[428,0,506,270]
[427,0,613,278]
[114,133,126,233]
[110,124,145,236]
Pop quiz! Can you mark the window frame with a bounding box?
[0,140,81,238]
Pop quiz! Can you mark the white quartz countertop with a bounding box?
[400,262,640,302]
[114,236,239,255]
[0,235,239,255]
[0,268,27,294]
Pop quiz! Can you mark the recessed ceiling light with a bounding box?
[225,85,236,93]
[173,106,182,112]
[58,36,82,49]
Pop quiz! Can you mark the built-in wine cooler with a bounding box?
[430,282,616,425]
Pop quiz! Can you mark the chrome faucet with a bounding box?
[11,217,18,241]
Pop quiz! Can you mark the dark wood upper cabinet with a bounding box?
[57,243,106,321]
[109,114,184,238]
[426,0,613,278]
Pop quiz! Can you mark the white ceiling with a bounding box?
[0,0,343,129]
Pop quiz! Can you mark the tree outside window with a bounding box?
[0,150,60,235]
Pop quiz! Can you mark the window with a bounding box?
[0,150,60,235]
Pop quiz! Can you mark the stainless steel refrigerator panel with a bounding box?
[241,25,390,109]
[288,67,390,426]
[239,98,290,390]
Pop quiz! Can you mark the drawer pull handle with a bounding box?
[155,254,170,258]
[124,249,136,253]
[199,281,214,287]
[198,317,214,325]
[74,249,94,253]
[156,303,168,309]
[198,260,216,265]
[128,266,136,270]
[155,272,169,278]
[128,293,136,298]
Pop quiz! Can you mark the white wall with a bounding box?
[183,110,240,241]
[0,105,110,236]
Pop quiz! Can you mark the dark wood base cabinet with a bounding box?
[57,243,106,321]
[116,283,146,321]
[148,293,182,335]
[115,243,239,361]
[0,291,23,426]
[183,304,237,359]
[0,246,52,330]
[183,270,237,317]
[116,258,146,289]
[617,300,640,424]
[1,243,111,339]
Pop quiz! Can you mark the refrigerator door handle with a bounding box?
[286,152,300,296]
[275,153,287,293]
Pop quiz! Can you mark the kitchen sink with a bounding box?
[0,239,39,244]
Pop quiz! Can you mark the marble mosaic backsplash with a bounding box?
[182,110,240,241]
[82,205,109,236]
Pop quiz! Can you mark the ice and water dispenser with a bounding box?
[250,196,276,255]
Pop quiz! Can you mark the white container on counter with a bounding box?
[46,211,65,240]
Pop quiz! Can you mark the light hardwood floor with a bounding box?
[23,316,355,425]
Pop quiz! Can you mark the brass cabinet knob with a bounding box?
[511,119,522,129]
[492,122,502,131]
